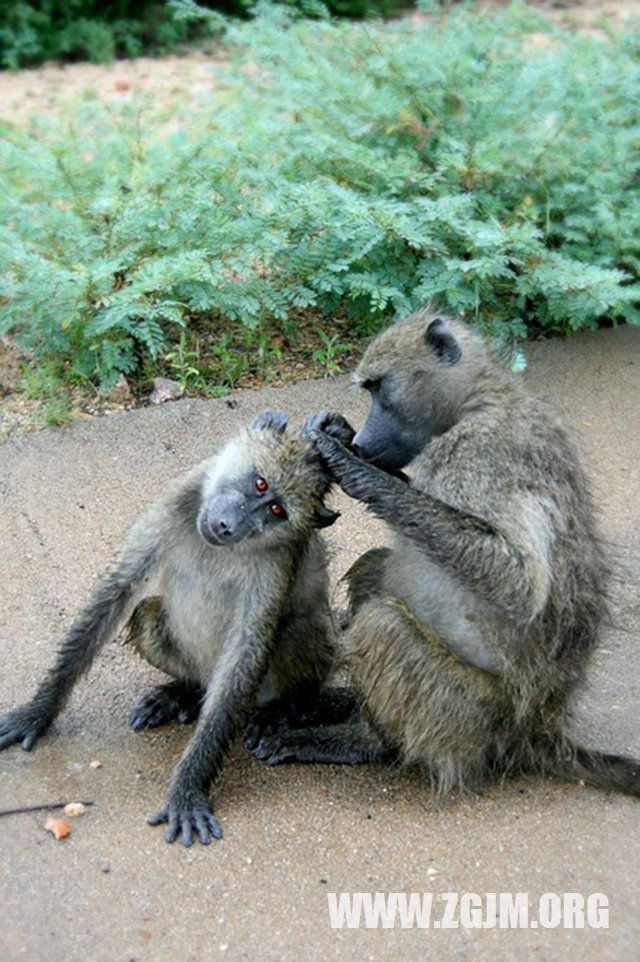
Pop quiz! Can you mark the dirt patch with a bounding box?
[541,0,640,25]
[0,50,225,125]
[0,311,362,439]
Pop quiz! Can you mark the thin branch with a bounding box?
[0,800,95,818]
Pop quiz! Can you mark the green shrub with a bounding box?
[0,4,638,388]
[171,0,402,17]
[0,0,404,69]
[0,1,196,68]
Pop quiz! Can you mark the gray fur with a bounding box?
[0,414,338,845]
[250,311,640,798]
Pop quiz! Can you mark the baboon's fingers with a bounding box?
[180,817,194,848]
[251,410,289,434]
[176,706,200,725]
[0,720,21,750]
[0,731,20,750]
[312,430,351,469]
[147,808,181,845]
[249,728,295,765]
[194,809,223,844]
[312,433,376,501]
[21,731,38,751]
[304,410,356,445]
[313,412,356,445]
[207,814,223,840]
[146,807,168,826]
[193,813,211,846]
[303,410,331,438]
[129,688,178,731]
[164,812,180,844]
[244,716,274,752]
[0,707,48,752]
[149,795,222,846]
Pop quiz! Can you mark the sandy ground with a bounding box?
[0,324,638,962]
[0,49,223,124]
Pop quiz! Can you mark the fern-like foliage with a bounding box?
[0,4,638,386]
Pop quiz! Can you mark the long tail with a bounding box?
[547,744,640,796]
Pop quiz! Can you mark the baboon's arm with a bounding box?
[0,502,176,752]
[310,428,549,624]
[148,574,292,847]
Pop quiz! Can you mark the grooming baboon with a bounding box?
[247,312,640,797]
[0,411,344,845]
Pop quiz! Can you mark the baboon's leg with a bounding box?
[344,547,391,617]
[250,599,506,787]
[125,597,192,677]
[244,687,359,752]
[249,717,395,766]
[264,612,336,697]
[125,597,204,730]
[346,598,506,790]
[247,546,391,749]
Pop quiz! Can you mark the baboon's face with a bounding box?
[352,384,426,471]
[196,413,340,548]
[353,316,463,471]
[197,468,290,547]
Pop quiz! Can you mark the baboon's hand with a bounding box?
[308,418,409,501]
[306,426,378,502]
[147,788,223,847]
[0,702,53,751]
[304,411,356,448]
[305,411,368,491]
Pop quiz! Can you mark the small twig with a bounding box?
[0,800,95,818]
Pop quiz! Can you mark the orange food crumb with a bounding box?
[44,817,71,840]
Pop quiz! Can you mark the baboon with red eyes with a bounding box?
[0,412,346,845]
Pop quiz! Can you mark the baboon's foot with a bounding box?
[129,681,203,731]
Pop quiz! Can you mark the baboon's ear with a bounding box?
[251,410,289,434]
[313,506,341,529]
[425,317,462,365]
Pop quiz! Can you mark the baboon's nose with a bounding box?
[208,515,235,541]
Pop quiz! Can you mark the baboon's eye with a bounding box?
[270,502,285,517]
[255,477,269,492]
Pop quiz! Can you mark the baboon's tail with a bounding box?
[548,744,640,797]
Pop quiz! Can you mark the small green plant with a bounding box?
[163,330,203,390]
[40,394,73,428]
[20,360,64,400]
[249,324,283,380]
[207,332,248,390]
[19,361,73,428]
[312,328,355,373]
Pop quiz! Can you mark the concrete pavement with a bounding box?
[0,324,638,962]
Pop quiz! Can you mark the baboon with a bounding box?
[247,312,640,797]
[0,411,344,845]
